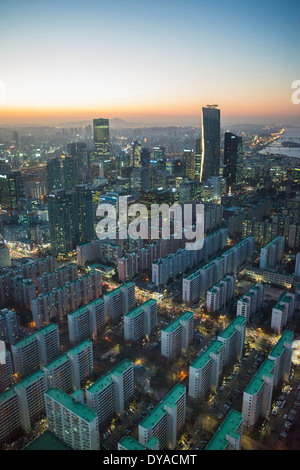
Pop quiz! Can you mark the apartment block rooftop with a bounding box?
[218,316,246,341]
[45,388,97,423]
[162,311,193,334]
[87,359,133,394]
[190,339,224,370]
[244,359,274,396]
[124,299,156,320]
[139,384,186,430]
[119,437,146,450]
[67,340,92,356]
[14,370,45,392]
[205,410,243,450]
[35,324,58,336]
[269,330,294,359]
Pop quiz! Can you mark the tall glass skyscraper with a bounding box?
[46,158,62,192]
[223,132,243,191]
[92,118,110,161]
[200,106,221,182]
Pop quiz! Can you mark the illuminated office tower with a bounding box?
[93,118,110,160]
[184,149,195,180]
[131,140,142,167]
[242,359,275,427]
[188,339,224,399]
[271,292,295,334]
[205,410,243,450]
[35,324,60,367]
[195,138,202,181]
[217,316,246,366]
[63,156,77,189]
[43,354,73,394]
[46,158,62,192]
[11,335,40,378]
[124,299,157,342]
[0,171,24,211]
[104,282,135,323]
[268,330,293,386]
[86,359,134,426]
[200,106,221,182]
[161,311,194,359]
[67,340,93,391]
[223,133,243,191]
[45,388,100,450]
[259,236,285,269]
[153,146,166,161]
[15,370,47,432]
[0,309,19,345]
[48,190,78,256]
[138,384,186,450]
[0,388,21,447]
[0,350,14,393]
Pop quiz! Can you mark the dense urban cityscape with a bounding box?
[1,0,299,458]
[0,109,300,452]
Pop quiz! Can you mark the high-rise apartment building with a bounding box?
[0,309,19,345]
[86,359,134,426]
[67,340,93,391]
[68,297,105,344]
[48,188,94,256]
[259,236,285,269]
[138,384,186,450]
[11,324,60,377]
[45,388,100,450]
[104,282,135,323]
[236,283,264,323]
[0,350,14,393]
[242,359,275,427]
[205,409,243,450]
[124,299,157,342]
[271,292,295,334]
[161,311,194,359]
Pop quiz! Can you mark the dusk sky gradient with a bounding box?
[0,0,299,125]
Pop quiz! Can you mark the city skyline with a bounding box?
[0,0,299,126]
